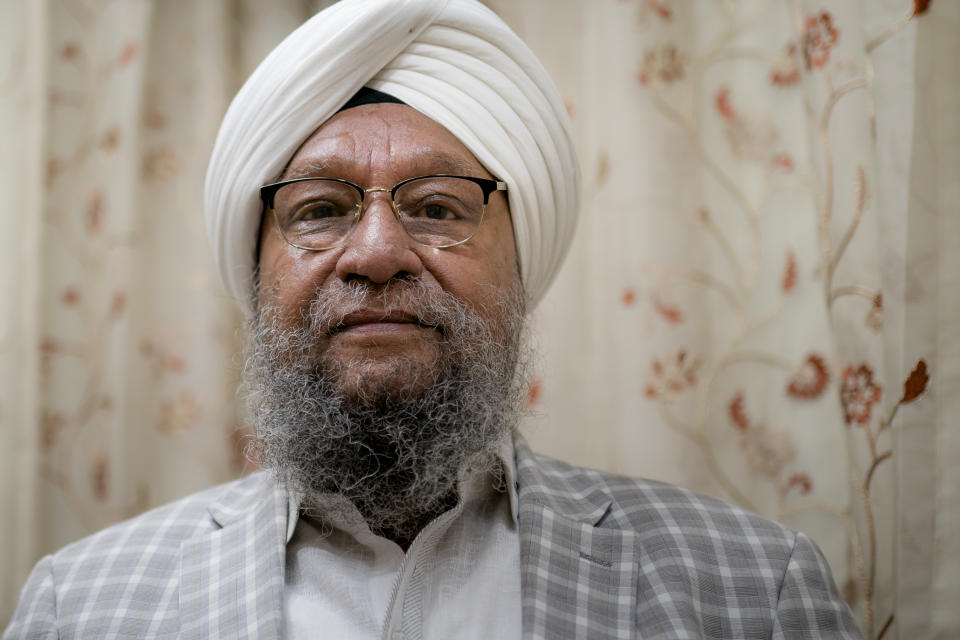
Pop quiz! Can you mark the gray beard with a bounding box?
[242,277,529,544]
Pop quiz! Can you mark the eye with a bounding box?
[394,177,483,226]
[403,196,468,222]
[290,200,353,222]
[423,204,455,220]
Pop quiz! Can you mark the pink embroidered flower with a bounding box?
[785,472,813,496]
[648,0,672,20]
[110,291,126,317]
[60,287,80,307]
[781,250,797,294]
[771,153,795,173]
[86,189,104,234]
[100,127,120,153]
[740,423,796,479]
[39,337,60,374]
[652,293,683,324]
[840,364,882,425]
[714,87,780,163]
[865,294,883,332]
[160,354,185,373]
[728,392,750,431]
[117,41,139,67]
[787,353,830,399]
[714,86,736,121]
[144,108,168,131]
[637,44,687,86]
[46,158,62,186]
[142,146,179,180]
[41,412,65,450]
[141,340,192,378]
[729,392,797,479]
[802,12,840,70]
[58,42,80,61]
[156,391,202,434]
[770,44,801,86]
[645,350,699,400]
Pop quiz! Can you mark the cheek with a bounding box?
[258,238,338,321]
[420,241,519,311]
[474,214,520,292]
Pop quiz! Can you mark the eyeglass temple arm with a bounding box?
[480,180,508,203]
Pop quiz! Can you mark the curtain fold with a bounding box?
[0,0,46,615]
[894,3,960,635]
[1,1,955,637]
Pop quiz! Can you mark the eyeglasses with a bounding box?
[259,174,507,251]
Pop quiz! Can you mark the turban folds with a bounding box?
[204,0,580,316]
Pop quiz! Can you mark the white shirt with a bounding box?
[282,440,522,640]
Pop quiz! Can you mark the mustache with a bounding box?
[305,278,461,336]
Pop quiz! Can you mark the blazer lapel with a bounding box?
[179,473,291,640]
[515,436,639,639]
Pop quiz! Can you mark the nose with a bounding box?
[334,194,423,284]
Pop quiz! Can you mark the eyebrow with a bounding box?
[417,153,481,176]
[281,152,486,181]
[282,161,327,180]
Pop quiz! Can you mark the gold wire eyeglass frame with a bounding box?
[259,174,508,251]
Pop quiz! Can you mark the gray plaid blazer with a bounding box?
[5,435,861,638]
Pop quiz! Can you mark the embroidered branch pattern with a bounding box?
[631,3,934,638]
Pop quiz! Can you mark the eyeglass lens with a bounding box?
[273,177,486,249]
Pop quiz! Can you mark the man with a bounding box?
[5,0,861,638]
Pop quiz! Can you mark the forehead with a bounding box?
[280,103,491,181]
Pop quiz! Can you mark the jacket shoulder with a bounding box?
[523,448,797,555]
[519,449,861,637]
[4,472,276,639]
[51,471,271,564]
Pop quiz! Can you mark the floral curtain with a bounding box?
[0,0,315,623]
[492,0,956,637]
[1,1,956,637]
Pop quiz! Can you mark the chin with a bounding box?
[330,354,440,404]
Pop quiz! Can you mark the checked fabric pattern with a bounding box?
[5,434,860,639]
[4,475,289,639]
[514,436,862,638]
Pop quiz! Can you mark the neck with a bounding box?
[360,489,460,550]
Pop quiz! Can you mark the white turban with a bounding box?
[204,0,580,316]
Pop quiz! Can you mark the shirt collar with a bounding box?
[501,432,519,524]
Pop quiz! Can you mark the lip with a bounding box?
[332,310,437,334]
